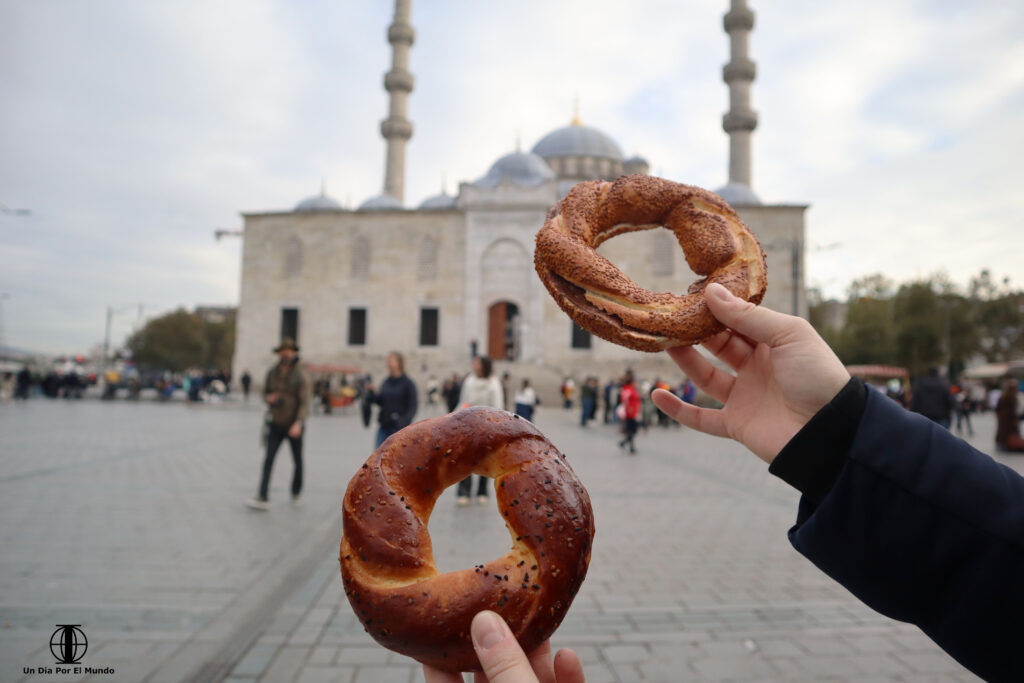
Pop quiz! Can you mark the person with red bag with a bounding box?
[617,370,641,454]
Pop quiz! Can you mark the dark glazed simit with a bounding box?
[339,407,595,672]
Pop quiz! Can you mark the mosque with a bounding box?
[232,0,806,396]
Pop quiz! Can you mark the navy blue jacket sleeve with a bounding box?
[770,382,1024,682]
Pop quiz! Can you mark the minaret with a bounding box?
[722,0,758,199]
[380,0,414,204]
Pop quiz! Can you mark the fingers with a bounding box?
[424,664,464,683]
[470,611,540,683]
[700,329,754,372]
[705,283,799,346]
[651,389,729,438]
[666,346,734,403]
[553,649,586,683]
[525,640,557,683]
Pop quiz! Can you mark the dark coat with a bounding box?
[368,374,418,430]
[910,374,955,421]
[771,381,1024,682]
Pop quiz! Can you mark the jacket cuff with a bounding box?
[768,378,868,506]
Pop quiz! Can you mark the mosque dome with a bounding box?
[358,194,403,211]
[475,151,555,189]
[532,123,623,161]
[713,181,762,206]
[419,192,457,209]
[294,192,343,212]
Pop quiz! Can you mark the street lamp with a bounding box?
[102,303,145,375]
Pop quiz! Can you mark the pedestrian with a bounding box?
[953,385,974,437]
[365,352,418,448]
[617,370,641,454]
[442,373,462,413]
[910,366,955,429]
[501,372,512,411]
[246,338,310,510]
[995,378,1024,452]
[579,377,597,427]
[602,379,614,424]
[15,365,32,400]
[456,355,503,506]
[561,377,574,410]
[513,379,537,421]
[241,370,252,401]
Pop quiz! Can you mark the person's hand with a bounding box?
[288,422,302,439]
[423,611,585,683]
[265,392,279,405]
[651,283,849,464]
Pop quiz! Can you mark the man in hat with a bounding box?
[246,338,311,510]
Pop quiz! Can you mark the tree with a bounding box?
[968,270,1024,362]
[893,280,944,377]
[126,309,236,372]
[836,274,896,366]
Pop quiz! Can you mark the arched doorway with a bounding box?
[487,301,520,361]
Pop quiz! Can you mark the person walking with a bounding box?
[953,385,974,437]
[246,338,310,510]
[365,352,418,448]
[241,370,252,401]
[995,378,1024,452]
[442,373,462,413]
[617,370,641,454]
[513,379,537,421]
[580,377,597,427]
[456,355,504,506]
[910,366,955,429]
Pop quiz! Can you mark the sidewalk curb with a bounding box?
[145,508,342,683]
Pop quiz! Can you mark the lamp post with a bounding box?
[102,303,144,377]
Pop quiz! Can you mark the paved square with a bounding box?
[3,397,1014,682]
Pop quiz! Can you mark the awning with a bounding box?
[961,362,1009,380]
[845,365,910,381]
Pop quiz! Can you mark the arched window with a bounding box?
[351,235,371,280]
[651,231,675,276]
[417,236,439,282]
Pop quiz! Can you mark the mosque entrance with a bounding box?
[487,301,520,361]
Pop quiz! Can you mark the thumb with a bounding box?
[471,611,539,683]
[705,282,796,345]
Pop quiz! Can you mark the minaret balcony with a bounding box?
[724,7,754,32]
[388,23,415,45]
[381,117,413,139]
[723,109,758,132]
[384,69,415,93]
[723,58,756,82]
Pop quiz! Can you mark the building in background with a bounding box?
[232,0,806,398]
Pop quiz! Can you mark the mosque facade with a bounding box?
[232,0,806,397]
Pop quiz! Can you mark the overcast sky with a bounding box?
[2,1,1023,354]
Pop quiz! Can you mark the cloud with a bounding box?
[1,0,1022,353]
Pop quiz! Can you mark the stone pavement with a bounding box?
[1,397,1015,683]
[0,397,366,683]
[224,404,1018,683]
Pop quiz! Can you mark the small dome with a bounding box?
[358,194,403,211]
[713,181,762,206]
[294,194,342,212]
[532,124,623,161]
[624,155,648,166]
[475,151,555,188]
[419,192,457,209]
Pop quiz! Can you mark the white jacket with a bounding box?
[459,374,504,410]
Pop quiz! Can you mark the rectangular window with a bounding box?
[571,322,592,349]
[348,308,367,346]
[280,307,299,343]
[419,307,439,347]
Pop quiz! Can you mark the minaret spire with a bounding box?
[381,0,414,204]
[722,0,757,193]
